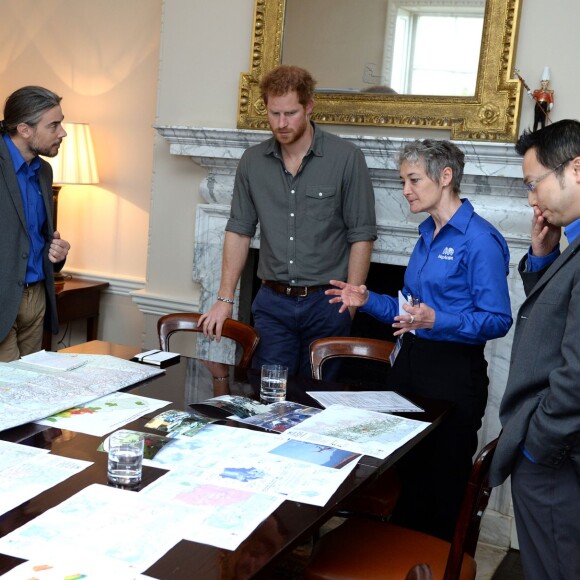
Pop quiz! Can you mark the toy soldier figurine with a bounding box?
[531,66,554,131]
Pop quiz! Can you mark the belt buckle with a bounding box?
[296,286,308,297]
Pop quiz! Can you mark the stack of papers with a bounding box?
[307,391,423,413]
[19,350,88,371]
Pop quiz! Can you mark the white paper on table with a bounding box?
[0,447,92,517]
[0,354,164,432]
[398,290,416,334]
[0,439,50,468]
[0,558,155,579]
[144,442,359,508]
[35,391,171,436]
[307,391,423,413]
[148,423,283,469]
[0,484,191,573]
[19,350,89,371]
[141,473,284,550]
[283,404,430,459]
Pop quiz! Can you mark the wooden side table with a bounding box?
[58,340,141,360]
[42,277,110,351]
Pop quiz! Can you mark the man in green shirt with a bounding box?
[199,66,376,377]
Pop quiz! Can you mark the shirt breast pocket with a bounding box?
[305,186,336,221]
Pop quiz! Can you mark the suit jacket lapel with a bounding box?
[0,138,29,231]
[523,236,580,303]
[39,161,55,235]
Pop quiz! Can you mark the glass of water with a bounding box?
[107,430,144,488]
[260,364,288,404]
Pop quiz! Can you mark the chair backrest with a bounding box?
[309,336,395,380]
[157,312,260,369]
[443,437,499,580]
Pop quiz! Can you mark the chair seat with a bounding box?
[305,519,476,580]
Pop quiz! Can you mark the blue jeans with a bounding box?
[251,285,351,378]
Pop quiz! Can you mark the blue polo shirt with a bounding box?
[361,199,512,344]
[3,134,47,283]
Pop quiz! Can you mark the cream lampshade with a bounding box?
[46,121,99,232]
[44,122,99,283]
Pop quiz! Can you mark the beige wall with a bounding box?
[0,0,161,347]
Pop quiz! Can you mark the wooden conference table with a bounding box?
[0,341,449,579]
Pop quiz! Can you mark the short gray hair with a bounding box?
[399,139,465,194]
[1,86,62,135]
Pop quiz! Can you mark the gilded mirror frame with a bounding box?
[237,0,522,141]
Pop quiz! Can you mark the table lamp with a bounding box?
[45,122,99,282]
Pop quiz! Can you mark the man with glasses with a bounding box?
[490,119,580,579]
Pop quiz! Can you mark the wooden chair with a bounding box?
[310,336,400,521]
[157,312,260,369]
[304,437,499,580]
[309,336,395,381]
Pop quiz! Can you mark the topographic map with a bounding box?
[0,355,162,431]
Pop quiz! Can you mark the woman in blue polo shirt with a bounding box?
[327,139,512,541]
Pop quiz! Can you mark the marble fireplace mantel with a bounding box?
[156,125,531,548]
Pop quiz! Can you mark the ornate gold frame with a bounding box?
[237,0,523,141]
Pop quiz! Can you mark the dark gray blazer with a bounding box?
[490,236,580,486]
[0,136,61,343]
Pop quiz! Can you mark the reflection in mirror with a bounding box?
[282,0,485,97]
[237,0,522,140]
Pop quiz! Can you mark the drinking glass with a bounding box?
[107,430,144,488]
[260,364,288,404]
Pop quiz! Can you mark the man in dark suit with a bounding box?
[0,86,70,361]
[490,119,580,579]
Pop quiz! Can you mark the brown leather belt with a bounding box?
[262,280,330,297]
[23,281,41,288]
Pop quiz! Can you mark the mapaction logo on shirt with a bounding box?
[438,247,455,261]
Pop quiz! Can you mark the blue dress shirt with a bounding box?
[3,134,47,283]
[361,199,512,344]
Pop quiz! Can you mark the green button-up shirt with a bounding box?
[226,123,377,286]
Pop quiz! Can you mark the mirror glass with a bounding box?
[237,0,522,141]
[282,0,485,96]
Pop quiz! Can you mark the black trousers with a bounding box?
[387,333,488,541]
[534,101,550,131]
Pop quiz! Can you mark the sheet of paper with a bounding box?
[141,476,284,550]
[0,354,163,431]
[0,443,92,516]
[0,484,191,572]
[146,424,282,469]
[233,401,322,432]
[35,392,171,436]
[142,433,359,507]
[145,408,218,438]
[0,558,155,579]
[284,404,429,459]
[19,350,89,371]
[0,439,49,467]
[398,290,416,334]
[307,391,423,412]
